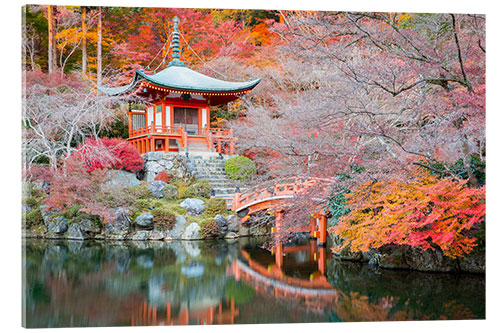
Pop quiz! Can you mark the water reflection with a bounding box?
[22,236,484,328]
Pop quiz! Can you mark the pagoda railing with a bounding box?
[129,125,183,138]
[210,128,236,155]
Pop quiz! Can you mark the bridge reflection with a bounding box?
[131,237,334,325]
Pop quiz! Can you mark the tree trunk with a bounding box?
[461,135,479,187]
[97,6,102,85]
[47,5,56,73]
[81,7,87,75]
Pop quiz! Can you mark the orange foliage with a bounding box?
[331,172,485,258]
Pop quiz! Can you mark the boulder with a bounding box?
[67,224,87,240]
[366,246,409,269]
[238,225,250,237]
[105,207,131,235]
[224,232,238,239]
[47,216,69,234]
[180,198,205,216]
[147,181,168,198]
[79,218,100,234]
[227,215,240,233]
[214,215,228,234]
[135,213,154,229]
[182,222,201,240]
[458,251,485,273]
[105,170,141,188]
[40,205,57,226]
[168,215,187,239]
[131,230,149,241]
[162,184,179,200]
[404,247,459,272]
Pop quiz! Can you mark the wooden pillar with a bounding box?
[275,242,283,269]
[318,214,327,247]
[318,246,327,275]
[149,136,154,152]
[309,239,317,263]
[128,112,132,137]
[275,211,283,233]
[309,217,316,239]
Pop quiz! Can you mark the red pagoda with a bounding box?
[98,17,260,155]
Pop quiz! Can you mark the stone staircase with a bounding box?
[189,155,245,206]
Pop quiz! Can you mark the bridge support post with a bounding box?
[318,246,327,275]
[309,217,317,239]
[318,214,328,247]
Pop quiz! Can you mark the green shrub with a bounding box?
[200,219,221,238]
[225,156,256,181]
[132,199,151,211]
[205,197,227,217]
[25,207,44,228]
[162,184,179,200]
[171,180,190,199]
[151,207,176,229]
[184,180,212,198]
[127,183,153,200]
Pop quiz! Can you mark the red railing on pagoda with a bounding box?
[128,124,237,155]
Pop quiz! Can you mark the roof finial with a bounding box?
[168,16,186,67]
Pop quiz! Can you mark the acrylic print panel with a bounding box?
[21,0,486,329]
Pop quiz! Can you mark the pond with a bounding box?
[22,236,485,328]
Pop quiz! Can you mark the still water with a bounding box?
[22,236,485,327]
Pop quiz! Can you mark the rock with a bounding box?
[238,225,250,237]
[227,215,240,233]
[147,181,168,198]
[162,184,179,200]
[22,204,30,213]
[135,213,154,229]
[105,170,141,188]
[67,224,87,240]
[143,151,166,161]
[182,222,201,240]
[168,215,187,239]
[40,205,57,226]
[181,262,204,278]
[158,159,174,169]
[79,218,100,234]
[404,247,459,272]
[180,198,205,216]
[214,215,228,233]
[224,232,238,239]
[47,216,69,234]
[458,251,485,273]
[105,207,131,235]
[149,229,165,241]
[366,246,409,269]
[131,230,149,241]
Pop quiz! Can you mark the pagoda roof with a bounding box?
[97,65,261,97]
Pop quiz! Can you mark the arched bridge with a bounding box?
[224,177,333,246]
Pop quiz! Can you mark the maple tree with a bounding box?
[331,171,485,258]
[74,137,144,173]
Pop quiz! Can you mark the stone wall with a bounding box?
[142,152,194,182]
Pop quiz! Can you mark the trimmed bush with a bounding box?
[205,197,227,217]
[200,219,221,238]
[151,207,176,229]
[184,180,212,199]
[225,156,256,181]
